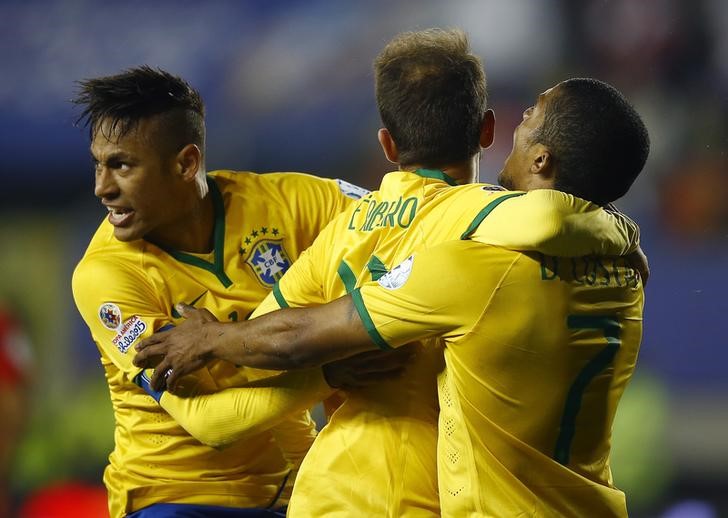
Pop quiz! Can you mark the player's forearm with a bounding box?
[161,368,332,448]
[210,298,374,370]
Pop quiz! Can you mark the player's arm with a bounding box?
[135,298,374,386]
[73,256,330,447]
[150,368,333,449]
[466,188,640,256]
[135,244,477,382]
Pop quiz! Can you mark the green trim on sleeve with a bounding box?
[414,168,458,186]
[460,192,526,240]
[366,255,388,281]
[336,260,357,293]
[350,288,392,350]
[272,282,289,308]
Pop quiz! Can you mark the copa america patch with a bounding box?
[336,179,370,200]
[98,303,122,330]
[245,239,292,287]
[112,316,147,354]
[377,255,414,290]
[482,184,506,192]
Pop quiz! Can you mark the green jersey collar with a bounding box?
[412,168,459,186]
[152,176,233,288]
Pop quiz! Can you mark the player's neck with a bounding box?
[147,194,215,254]
[180,194,216,253]
[402,156,480,185]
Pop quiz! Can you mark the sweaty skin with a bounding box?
[134,299,378,392]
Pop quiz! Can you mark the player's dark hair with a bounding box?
[531,78,649,206]
[73,66,205,155]
[375,28,487,168]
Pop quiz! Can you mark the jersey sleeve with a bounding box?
[72,256,171,381]
[251,214,337,316]
[353,241,510,350]
[466,189,640,256]
[157,368,333,448]
[280,173,366,243]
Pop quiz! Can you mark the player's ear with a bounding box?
[378,128,399,164]
[479,109,495,149]
[530,144,555,181]
[177,144,202,182]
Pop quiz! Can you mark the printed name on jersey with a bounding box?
[112,316,148,354]
[245,239,292,287]
[335,179,370,200]
[98,303,122,330]
[377,255,414,290]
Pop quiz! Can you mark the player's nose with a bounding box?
[94,169,119,200]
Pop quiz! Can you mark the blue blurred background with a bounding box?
[1,0,726,516]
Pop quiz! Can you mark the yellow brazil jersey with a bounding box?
[72,170,356,517]
[356,239,644,517]
[252,169,639,517]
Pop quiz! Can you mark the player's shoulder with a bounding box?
[74,224,151,290]
[429,182,513,208]
[211,169,332,188]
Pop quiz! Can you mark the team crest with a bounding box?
[98,303,122,330]
[245,239,292,287]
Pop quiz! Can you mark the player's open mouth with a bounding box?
[107,206,135,227]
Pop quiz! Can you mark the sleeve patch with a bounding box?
[112,316,148,353]
[98,302,123,330]
[335,179,370,200]
[377,255,414,290]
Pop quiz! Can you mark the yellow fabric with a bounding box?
[253,170,638,517]
[159,368,332,448]
[357,240,644,516]
[467,188,640,256]
[72,170,352,517]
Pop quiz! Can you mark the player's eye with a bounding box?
[108,159,131,172]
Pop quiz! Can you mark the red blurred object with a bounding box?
[18,482,109,518]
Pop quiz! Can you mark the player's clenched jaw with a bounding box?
[91,116,196,246]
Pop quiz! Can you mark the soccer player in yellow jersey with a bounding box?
[71,67,364,518]
[135,37,648,518]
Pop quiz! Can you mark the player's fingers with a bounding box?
[166,369,183,394]
[175,303,198,320]
[132,352,164,369]
[136,334,163,351]
[150,361,171,392]
[133,343,166,365]
[176,304,217,322]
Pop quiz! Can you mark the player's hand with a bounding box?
[627,245,650,287]
[322,345,414,390]
[133,304,219,392]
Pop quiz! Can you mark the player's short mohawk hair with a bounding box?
[73,65,204,140]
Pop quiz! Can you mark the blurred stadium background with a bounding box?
[0,0,726,516]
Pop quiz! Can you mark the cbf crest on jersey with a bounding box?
[245,239,292,287]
